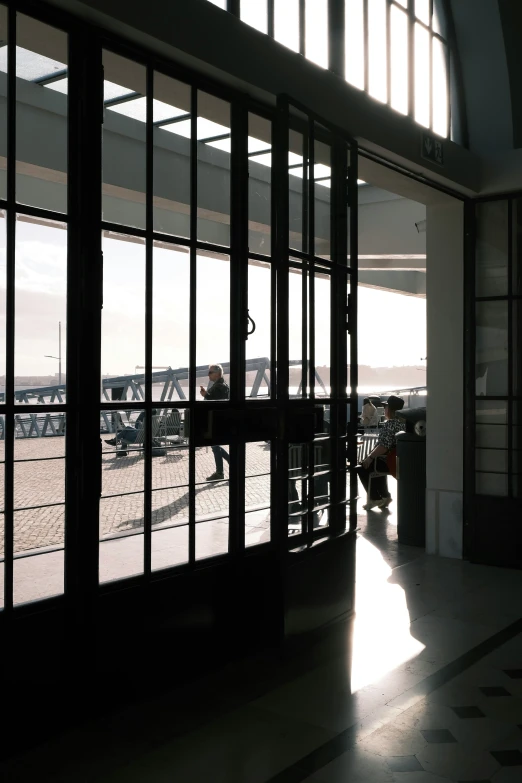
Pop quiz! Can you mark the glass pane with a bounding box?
[274,0,299,52]
[196,445,229,559]
[100,407,146,583]
[475,201,509,298]
[103,51,146,230]
[245,440,271,547]
[246,259,271,398]
[150,417,189,571]
[196,253,230,395]
[305,0,328,69]
[476,400,507,425]
[289,130,305,252]
[101,232,145,395]
[515,299,522,397]
[208,0,227,8]
[315,271,330,397]
[197,92,230,245]
[514,199,522,295]
[16,16,68,213]
[13,415,65,605]
[288,441,307,535]
[345,0,364,89]
[368,0,387,103]
[289,265,306,396]
[476,472,508,497]
[390,5,408,115]
[432,38,448,137]
[241,0,268,33]
[0,7,7,201]
[414,23,430,127]
[153,72,191,238]
[315,140,331,260]
[15,217,66,403]
[476,301,508,396]
[475,424,508,449]
[0,212,5,385]
[248,114,271,255]
[313,438,331,527]
[475,448,508,473]
[153,241,190,402]
[415,0,431,26]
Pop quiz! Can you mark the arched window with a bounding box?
[346,0,450,137]
[205,0,460,142]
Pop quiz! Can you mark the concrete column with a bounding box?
[426,201,464,558]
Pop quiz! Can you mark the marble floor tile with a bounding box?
[420,728,457,743]
[490,748,522,765]
[386,755,424,772]
[494,768,522,782]
[303,746,394,783]
[357,722,427,757]
[395,698,513,748]
[390,774,451,783]
[416,742,500,780]
[98,704,335,783]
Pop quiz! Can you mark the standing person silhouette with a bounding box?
[200,364,230,481]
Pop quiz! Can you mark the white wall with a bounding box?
[426,201,464,558]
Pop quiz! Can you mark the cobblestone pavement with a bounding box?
[0,437,272,556]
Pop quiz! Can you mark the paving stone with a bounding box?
[4,437,272,558]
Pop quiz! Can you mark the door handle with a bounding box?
[246,311,256,339]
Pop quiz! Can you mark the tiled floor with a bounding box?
[2,500,522,783]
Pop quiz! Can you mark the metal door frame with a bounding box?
[273,94,359,548]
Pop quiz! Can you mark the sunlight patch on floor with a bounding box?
[351,536,425,691]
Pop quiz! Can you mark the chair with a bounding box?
[367,448,397,502]
[156,408,187,449]
[116,414,163,456]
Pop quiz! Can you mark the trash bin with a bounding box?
[395,407,426,547]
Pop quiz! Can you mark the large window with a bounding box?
[0,3,357,613]
[0,10,69,608]
[206,0,454,140]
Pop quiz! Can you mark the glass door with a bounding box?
[273,96,358,547]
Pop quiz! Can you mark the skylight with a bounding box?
[206,137,231,152]
[107,96,187,123]
[161,117,231,141]
[0,46,67,81]
[203,136,272,154]
[251,152,272,168]
[45,78,68,94]
[248,136,271,154]
[103,80,136,102]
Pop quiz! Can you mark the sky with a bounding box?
[0,219,426,378]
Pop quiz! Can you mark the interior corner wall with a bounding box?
[426,201,464,559]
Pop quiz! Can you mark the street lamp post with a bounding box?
[44,321,62,386]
